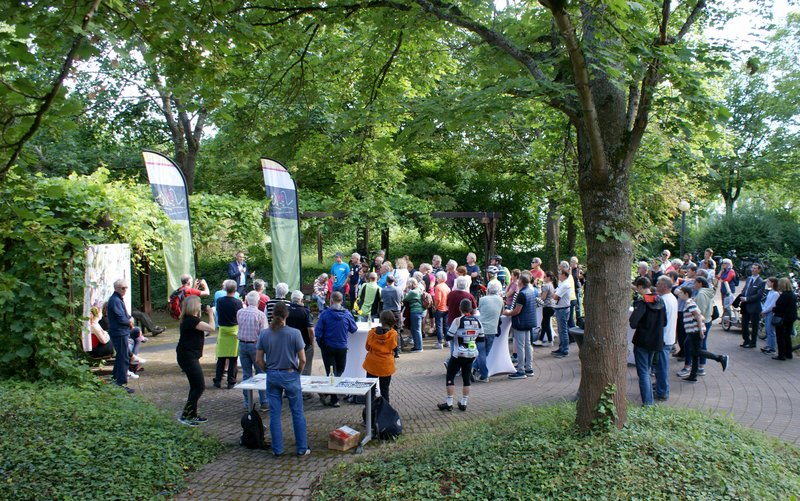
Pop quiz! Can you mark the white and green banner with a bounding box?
[261,158,301,291]
[142,150,196,300]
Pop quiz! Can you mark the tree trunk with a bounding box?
[574,127,632,431]
[566,213,577,257]
[544,198,560,273]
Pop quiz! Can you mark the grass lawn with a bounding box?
[313,402,800,500]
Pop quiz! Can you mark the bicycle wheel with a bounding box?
[722,315,732,331]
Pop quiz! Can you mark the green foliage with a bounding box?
[189,192,270,261]
[0,169,170,382]
[0,380,222,500]
[690,208,800,265]
[313,403,800,500]
[591,384,619,433]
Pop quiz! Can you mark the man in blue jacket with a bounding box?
[315,292,357,407]
[107,279,135,393]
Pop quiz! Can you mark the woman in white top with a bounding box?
[393,258,410,292]
[476,281,504,381]
[534,271,557,346]
[761,277,780,354]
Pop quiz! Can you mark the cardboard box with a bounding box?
[328,426,361,451]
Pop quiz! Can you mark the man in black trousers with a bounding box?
[739,263,765,348]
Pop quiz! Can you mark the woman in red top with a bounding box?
[88,306,114,358]
[363,311,399,402]
[716,258,737,319]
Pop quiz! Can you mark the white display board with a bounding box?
[82,244,131,351]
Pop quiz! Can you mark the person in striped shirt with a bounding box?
[237,291,268,410]
[675,286,729,383]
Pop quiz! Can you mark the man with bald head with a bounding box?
[108,279,135,393]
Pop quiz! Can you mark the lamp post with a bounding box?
[678,200,691,257]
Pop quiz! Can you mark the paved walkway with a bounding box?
[135,317,800,500]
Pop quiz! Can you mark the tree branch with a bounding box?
[1,0,103,178]
[676,0,706,41]
[368,31,403,106]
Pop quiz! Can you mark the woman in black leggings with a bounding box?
[176,296,216,426]
[536,271,557,345]
[438,299,483,412]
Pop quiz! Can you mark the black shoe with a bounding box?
[152,326,166,335]
[212,381,221,389]
[682,376,698,383]
[654,395,669,402]
[672,351,684,358]
[194,416,208,423]
[123,386,135,394]
[772,356,787,361]
[720,355,729,372]
[438,402,453,411]
[457,402,467,411]
[227,382,236,389]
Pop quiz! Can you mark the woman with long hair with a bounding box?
[176,296,215,426]
[772,278,798,361]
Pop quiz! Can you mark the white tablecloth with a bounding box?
[487,316,517,376]
[341,322,371,378]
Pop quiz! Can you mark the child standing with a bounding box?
[363,310,399,402]
[676,286,729,382]
[439,298,483,411]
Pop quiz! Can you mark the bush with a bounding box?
[312,403,800,500]
[0,381,222,500]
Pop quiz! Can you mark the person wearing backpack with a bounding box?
[438,298,483,411]
[170,274,210,320]
[256,302,310,457]
[629,277,667,406]
[363,310,399,402]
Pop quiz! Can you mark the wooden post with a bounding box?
[357,226,369,258]
[317,228,323,264]
[139,257,152,315]
[381,228,390,261]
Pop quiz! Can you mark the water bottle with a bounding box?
[329,366,335,386]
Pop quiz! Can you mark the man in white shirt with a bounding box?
[551,269,573,357]
[655,276,678,401]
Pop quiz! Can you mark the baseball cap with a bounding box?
[334,252,343,257]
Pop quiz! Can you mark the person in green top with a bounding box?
[404,278,425,352]
[355,272,381,321]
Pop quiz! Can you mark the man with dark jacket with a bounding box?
[740,263,766,348]
[228,251,254,297]
[107,279,135,393]
[315,292,357,407]
[630,277,667,406]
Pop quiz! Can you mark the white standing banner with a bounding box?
[82,244,131,351]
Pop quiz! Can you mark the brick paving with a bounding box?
[134,314,800,500]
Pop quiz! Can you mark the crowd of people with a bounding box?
[94,245,797,455]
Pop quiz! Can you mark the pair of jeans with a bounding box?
[634,346,657,405]
[654,347,670,399]
[266,370,308,455]
[110,335,130,385]
[434,310,448,343]
[472,339,489,379]
[320,346,347,404]
[239,342,267,409]
[178,354,205,418]
[539,307,554,342]
[555,307,570,354]
[312,295,325,312]
[764,312,777,351]
[214,357,238,386]
[568,299,578,328]
[511,328,533,372]
[410,311,423,350]
[128,328,141,357]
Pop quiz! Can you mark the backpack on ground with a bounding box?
[421,291,434,310]
[374,396,402,440]
[240,406,266,449]
[169,287,186,320]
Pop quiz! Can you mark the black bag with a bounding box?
[374,396,402,440]
[240,406,266,449]
[711,305,720,321]
[732,294,742,309]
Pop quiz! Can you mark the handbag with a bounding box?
[711,305,720,321]
[772,316,784,326]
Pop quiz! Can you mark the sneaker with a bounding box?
[443,341,450,348]
[524,369,534,375]
[542,341,553,347]
[178,417,198,426]
[655,395,669,402]
[457,402,467,411]
[331,401,340,408]
[553,352,567,358]
[509,372,527,380]
[682,377,698,383]
[194,416,208,423]
[551,349,563,355]
[410,349,423,353]
[127,371,139,380]
[131,355,147,364]
[260,403,269,411]
[532,340,544,346]
[152,326,166,335]
[697,368,706,376]
[297,449,312,457]
[761,348,776,354]
[676,368,691,378]
[438,402,453,411]
[720,355,729,372]
[434,343,443,349]
[476,377,489,383]
[212,381,221,389]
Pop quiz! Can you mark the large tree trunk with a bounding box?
[544,198,560,273]
[566,213,577,257]
[574,125,633,431]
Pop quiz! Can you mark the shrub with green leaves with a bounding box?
[313,403,800,500]
[0,381,222,500]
